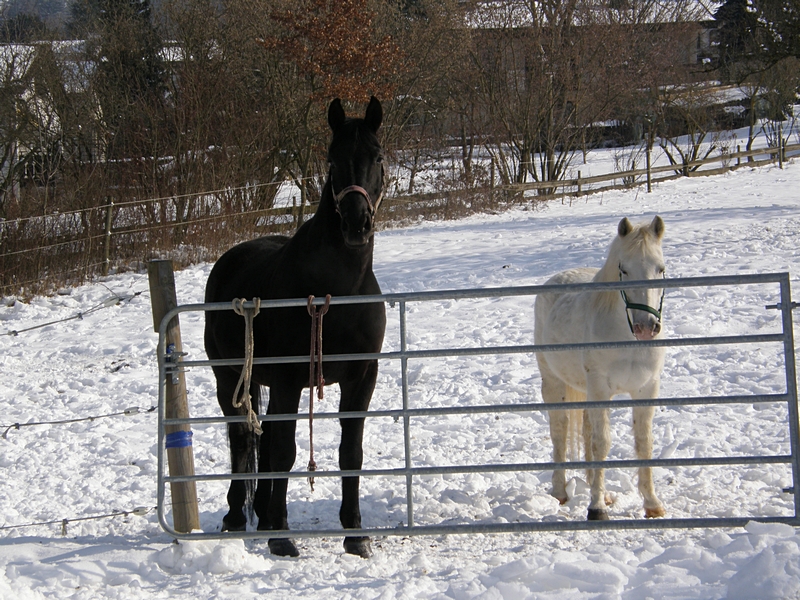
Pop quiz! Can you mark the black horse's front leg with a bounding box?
[339,417,369,557]
[211,366,260,533]
[339,360,378,558]
[255,384,301,557]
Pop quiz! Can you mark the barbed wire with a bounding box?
[0,506,157,536]
[2,290,145,337]
[2,405,157,439]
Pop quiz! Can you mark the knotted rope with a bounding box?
[232,298,262,435]
[306,294,331,491]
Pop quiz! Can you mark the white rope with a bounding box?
[231,298,262,435]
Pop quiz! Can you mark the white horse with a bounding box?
[534,216,667,520]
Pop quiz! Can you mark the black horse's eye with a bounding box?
[376,155,383,164]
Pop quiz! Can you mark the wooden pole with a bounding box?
[148,259,200,533]
[102,199,113,276]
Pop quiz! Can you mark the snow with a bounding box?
[1,157,800,598]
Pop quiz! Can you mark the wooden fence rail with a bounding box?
[1,142,797,298]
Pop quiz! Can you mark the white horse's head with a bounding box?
[611,216,666,341]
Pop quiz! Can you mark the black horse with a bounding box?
[204,97,386,558]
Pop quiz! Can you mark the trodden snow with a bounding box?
[1,159,800,599]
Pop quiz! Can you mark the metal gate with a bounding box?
[156,272,800,539]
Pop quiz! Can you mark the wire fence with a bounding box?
[2,142,798,299]
[0,288,162,536]
[0,389,158,535]
[0,398,159,535]
[0,507,157,537]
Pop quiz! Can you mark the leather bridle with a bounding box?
[331,165,385,216]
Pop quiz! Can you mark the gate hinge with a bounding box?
[765,302,799,311]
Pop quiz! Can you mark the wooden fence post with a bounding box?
[102,198,113,277]
[148,259,200,533]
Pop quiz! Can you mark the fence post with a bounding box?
[148,259,200,533]
[102,198,113,277]
[297,195,305,232]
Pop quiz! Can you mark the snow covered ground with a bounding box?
[1,157,800,599]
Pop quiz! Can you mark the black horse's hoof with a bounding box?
[587,508,610,521]
[343,536,372,558]
[268,538,300,557]
[221,516,246,532]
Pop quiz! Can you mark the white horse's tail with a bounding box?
[565,385,586,462]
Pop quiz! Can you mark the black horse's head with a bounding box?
[326,96,383,249]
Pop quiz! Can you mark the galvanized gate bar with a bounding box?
[157,272,800,539]
[167,454,793,484]
[157,516,800,542]
[162,392,790,426]
[169,332,786,370]
[778,277,800,519]
[168,272,792,312]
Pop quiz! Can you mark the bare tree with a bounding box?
[257,0,406,210]
[0,44,35,218]
[469,1,651,192]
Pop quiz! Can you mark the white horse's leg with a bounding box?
[633,381,666,518]
[540,368,569,504]
[585,378,613,520]
[582,407,593,485]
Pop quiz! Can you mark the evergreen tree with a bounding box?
[750,0,800,61]
[713,0,762,82]
[68,0,165,159]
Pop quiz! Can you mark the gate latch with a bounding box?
[765,302,799,311]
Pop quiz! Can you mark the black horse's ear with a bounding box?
[364,96,382,132]
[328,98,346,131]
[651,215,665,239]
[618,217,633,237]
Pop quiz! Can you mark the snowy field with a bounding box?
[1,158,800,599]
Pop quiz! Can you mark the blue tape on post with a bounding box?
[165,430,193,449]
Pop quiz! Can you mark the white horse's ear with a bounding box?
[328,98,346,131]
[618,217,633,237]
[651,215,665,239]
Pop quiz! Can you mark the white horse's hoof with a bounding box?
[645,506,666,518]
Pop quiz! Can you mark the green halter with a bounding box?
[619,264,665,336]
